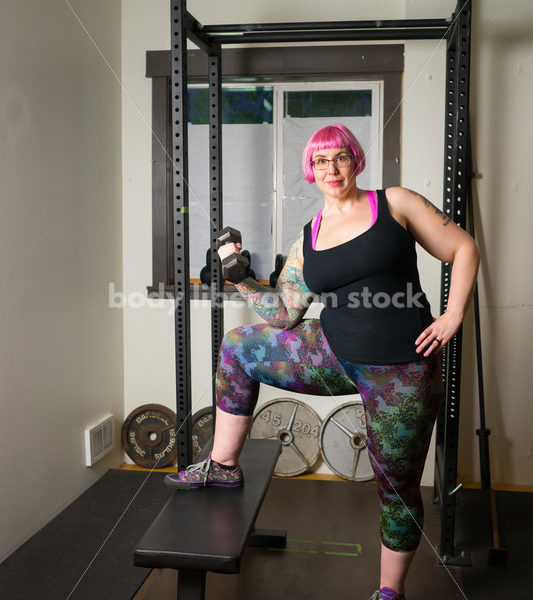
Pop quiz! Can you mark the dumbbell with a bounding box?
[239,250,256,281]
[216,226,250,284]
[200,245,255,286]
[269,253,286,288]
[199,248,212,285]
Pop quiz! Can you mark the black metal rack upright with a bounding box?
[434,0,472,564]
[169,0,472,564]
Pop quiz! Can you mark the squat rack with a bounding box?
[169,0,472,564]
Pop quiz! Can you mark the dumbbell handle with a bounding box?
[217,241,241,261]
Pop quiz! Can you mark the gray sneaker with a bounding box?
[164,453,244,490]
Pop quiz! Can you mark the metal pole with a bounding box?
[466,130,491,491]
[208,47,224,418]
[171,0,193,471]
[437,0,472,564]
[201,18,450,33]
[201,29,447,44]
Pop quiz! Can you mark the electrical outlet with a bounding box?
[85,414,115,467]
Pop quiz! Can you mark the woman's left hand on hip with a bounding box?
[414,311,463,357]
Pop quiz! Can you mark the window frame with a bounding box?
[146,45,404,296]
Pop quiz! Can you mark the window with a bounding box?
[146,45,403,293]
[187,85,274,283]
[275,82,383,257]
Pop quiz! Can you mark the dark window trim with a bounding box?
[146,45,404,297]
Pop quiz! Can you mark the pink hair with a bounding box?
[301,124,366,183]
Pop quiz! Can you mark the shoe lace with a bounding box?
[184,454,212,485]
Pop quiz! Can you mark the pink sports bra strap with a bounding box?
[311,209,323,250]
[311,191,378,250]
[368,190,378,225]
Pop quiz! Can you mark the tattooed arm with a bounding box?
[232,229,314,329]
[385,186,480,356]
[385,186,478,263]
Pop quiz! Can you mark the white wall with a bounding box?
[120,0,532,492]
[0,0,123,561]
[457,0,533,486]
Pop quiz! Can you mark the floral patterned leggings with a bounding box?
[216,318,444,552]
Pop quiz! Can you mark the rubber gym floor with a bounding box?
[0,469,529,599]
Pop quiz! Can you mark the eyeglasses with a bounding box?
[310,154,355,170]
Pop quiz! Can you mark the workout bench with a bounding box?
[134,438,286,600]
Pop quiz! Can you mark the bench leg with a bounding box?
[177,569,206,600]
[248,528,287,548]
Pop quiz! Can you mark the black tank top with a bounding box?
[302,189,434,364]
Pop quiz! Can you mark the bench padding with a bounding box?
[133,438,282,573]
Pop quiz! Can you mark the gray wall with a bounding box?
[0,0,123,561]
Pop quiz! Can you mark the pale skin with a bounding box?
[211,146,480,595]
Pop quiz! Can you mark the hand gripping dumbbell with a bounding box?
[216,226,250,284]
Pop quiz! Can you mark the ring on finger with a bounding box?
[435,337,441,344]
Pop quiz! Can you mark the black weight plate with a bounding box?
[191,407,214,462]
[121,404,177,468]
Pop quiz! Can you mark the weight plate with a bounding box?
[121,404,177,468]
[249,398,322,477]
[319,401,374,482]
[191,407,214,462]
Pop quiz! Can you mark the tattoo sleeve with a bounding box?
[412,190,452,227]
[234,230,314,329]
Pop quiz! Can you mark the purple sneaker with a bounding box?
[164,453,243,490]
[369,588,406,600]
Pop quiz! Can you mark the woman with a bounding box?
[165,124,480,600]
